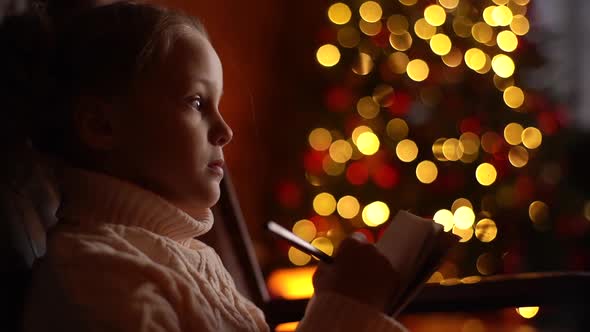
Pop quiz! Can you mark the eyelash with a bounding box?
[190,96,205,112]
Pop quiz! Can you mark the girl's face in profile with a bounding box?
[110,26,233,214]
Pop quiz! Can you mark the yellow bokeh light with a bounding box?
[504,122,524,145]
[432,137,447,161]
[388,52,410,74]
[452,198,473,213]
[433,209,454,232]
[389,32,413,51]
[352,52,375,75]
[492,5,513,26]
[460,132,480,154]
[442,48,463,67]
[359,1,382,23]
[517,307,540,319]
[316,44,341,67]
[313,192,337,216]
[454,206,475,230]
[424,5,446,27]
[503,86,525,108]
[492,0,509,5]
[494,74,515,91]
[337,195,360,219]
[328,3,352,25]
[352,125,373,145]
[396,139,419,162]
[522,127,542,149]
[416,160,438,184]
[492,54,515,78]
[439,0,459,10]
[510,15,530,36]
[292,219,317,242]
[399,0,418,6]
[414,18,437,40]
[430,33,452,56]
[323,155,346,176]
[357,132,380,155]
[386,118,409,141]
[359,19,382,36]
[483,6,498,27]
[357,96,380,119]
[387,15,409,35]
[452,225,474,242]
[288,247,311,266]
[497,30,518,52]
[329,139,353,163]
[512,0,530,5]
[529,201,549,224]
[362,201,390,227]
[509,146,529,168]
[465,48,487,71]
[442,138,464,161]
[475,53,492,74]
[275,322,299,332]
[453,16,474,38]
[406,59,429,82]
[475,218,498,242]
[472,22,494,44]
[311,237,334,259]
[309,128,332,151]
[476,253,497,275]
[267,266,315,299]
[337,27,361,48]
[476,163,498,186]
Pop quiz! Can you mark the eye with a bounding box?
[190,95,204,111]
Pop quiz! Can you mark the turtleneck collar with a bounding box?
[55,167,213,245]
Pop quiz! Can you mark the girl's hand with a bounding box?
[312,233,400,313]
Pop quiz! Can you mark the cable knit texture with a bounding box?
[24,167,407,332]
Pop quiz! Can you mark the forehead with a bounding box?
[145,26,223,94]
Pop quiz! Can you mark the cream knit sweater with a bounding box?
[24,167,407,332]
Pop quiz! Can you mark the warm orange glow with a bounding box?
[267,267,316,299]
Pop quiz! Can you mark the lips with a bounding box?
[207,159,224,177]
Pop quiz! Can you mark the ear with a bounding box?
[72,95,116,151]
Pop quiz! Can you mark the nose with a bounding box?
[209,112,233,147]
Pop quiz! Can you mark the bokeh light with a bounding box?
[399,0,418,6]
[416,160,438,184]
[337,195,360,219]
[414,18,437,40]
[316,44,341,67]
[292,219,317,242]
[508,146,529,168]
[504,86,525,108]
[356,132,380,155]
[454,206,476,229]
[313,192,337,216]
[357,96,380,119]
[362,201,390,227]
[433,209,454,232]
[288,247,311,266]
[510,14,530,35]
[442,138,464,161]
[504,122,524,145]
[407,59,429,82]
[493,5,513,26]
[359,1,382,23]
[492,54,515,78]
[387,15,409,35]
[352,125,373,145]
[309,128,332,151]
[452,225,474,242]
[311,237,334,259]
[359,19,382,36]
[396,139,419,162]
[475,218,498,242]
[424,5,446,27]
[388,52,410,74]
[430,33,452,56]
[386,118,409,140]
[497,30,518,52]
[483,6,498,27]
[465,48,487,71]
[439,0,459,10]
[472,22,494,44]
[476,163,498,186]
[442,48,463,67]
[529,201,549,225]
[328,3,352,25]
[329,139,353,163]
[452,198,473,213]
[337,27,361,48]
[522,127,542,149]
[389,31,413,51]
[517,307,540,319]
[352,52,375,75]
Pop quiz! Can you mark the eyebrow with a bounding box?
[191,78,223,97]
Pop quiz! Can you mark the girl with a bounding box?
[21,2,407,331]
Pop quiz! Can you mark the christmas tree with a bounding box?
[268,0,589,302]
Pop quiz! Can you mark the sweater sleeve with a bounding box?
[295,292,408,332]
[25,232,219,332]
